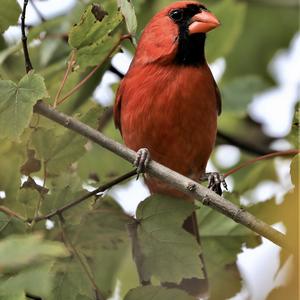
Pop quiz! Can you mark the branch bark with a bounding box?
[34,100,291,249]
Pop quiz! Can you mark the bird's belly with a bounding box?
[122,86,217,180]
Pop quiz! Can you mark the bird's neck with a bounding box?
[175,32,206,66]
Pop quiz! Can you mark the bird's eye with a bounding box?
[169,9,183,22]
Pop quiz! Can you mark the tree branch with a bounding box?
[217,130,272,156]
[33,101,291,249]
[28,169,137,223]
[0,206,26,221]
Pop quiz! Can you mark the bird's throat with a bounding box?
[175,31,206,66]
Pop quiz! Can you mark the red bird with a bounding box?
[114,1,224,296]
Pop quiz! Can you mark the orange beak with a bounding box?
[188,11,220,34]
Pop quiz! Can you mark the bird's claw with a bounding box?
[201,172,227,196]
[134,148,151,179]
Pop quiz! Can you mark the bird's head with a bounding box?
[133,1,220,66]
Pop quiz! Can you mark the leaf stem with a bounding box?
[53,50,76,108]
[56,36,126,106]
[0,206,26,221]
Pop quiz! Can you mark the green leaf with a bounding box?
[218,113,274,152]
[0,213,26,238]
[0,140,25,203]
[0,234,68,271]
[224,3,298,80]
[77,119,132,182]
[116,248,140,298]
[206,0,247,62]
[0,0,21,33]
[16,186,40,219]
[197,195,261,299]
[124,286,196,300]
[31,127,86,174]
[0,291,26,300]
[234,159,278,195]
[221,75,268,113]
[49,198,130,299]
[287,104,300,152]
[118,0,138,36]
[0,234,68,298]
[290,154,299,187]
[135,195,204,283]
[0,262,54,298]
[49,258,93,300]
[70,198,130,297]
[68,3,123,70]
[41,172,90,225]
[0,73,48,140]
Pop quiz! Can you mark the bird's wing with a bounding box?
[113,84,123,133]
[214,78,222,115]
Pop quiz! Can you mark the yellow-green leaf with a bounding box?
[124,286,196,300]
[118,0,138,36]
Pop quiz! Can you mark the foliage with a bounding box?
[134,195,203,283]
[0,0,298,299]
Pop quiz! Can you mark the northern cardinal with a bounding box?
[114,1,223,297]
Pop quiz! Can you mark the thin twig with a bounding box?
[217,130,272,156]
[28,169,137,223]
[33,101,292,249]
[0,206,26,221]
[224,149,300,178]
[58,217,105,300]
[21,0,33,73]
[53,50,76,108]
[30,0,46,22]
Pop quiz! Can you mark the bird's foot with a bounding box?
[134,148,151,178]
[200,172,227,196]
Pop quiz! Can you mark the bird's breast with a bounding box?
[121,64,218,180]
